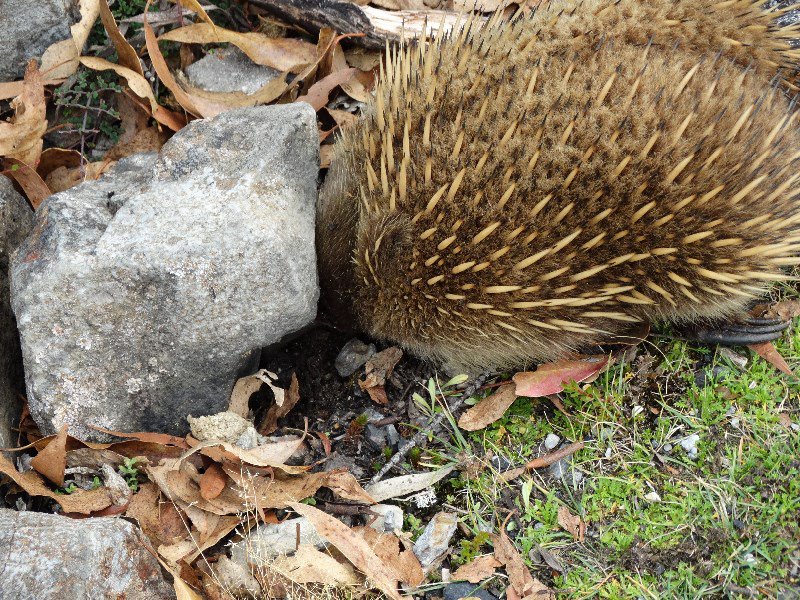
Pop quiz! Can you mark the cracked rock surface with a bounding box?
[11,104,320,440]
[0,508,173,599]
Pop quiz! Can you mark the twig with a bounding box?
[368,372,490,484]
[500,441,585,482]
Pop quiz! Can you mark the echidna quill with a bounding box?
[317,0,800,373]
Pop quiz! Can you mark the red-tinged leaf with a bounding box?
[30,425,68,486]
[748,341,793,376]
[513,355,610,398]
[199,463,227,501]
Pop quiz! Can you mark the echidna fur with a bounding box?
[317,0,800,373]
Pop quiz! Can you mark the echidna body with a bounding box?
[318,0,800,372]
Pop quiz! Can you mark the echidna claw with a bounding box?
[691,316,791,346]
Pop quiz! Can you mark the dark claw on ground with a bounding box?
[690,316,791,346]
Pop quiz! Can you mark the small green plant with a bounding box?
[53,69,123,152]
[119,457,142,492]
[55,482,79,495]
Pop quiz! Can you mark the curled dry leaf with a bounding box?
[3,159,52,209]
[458,383,517,431]
[290,502,403,600]
[0,452,113,515]
[258,372,301,435]
[0,61,47,166]
[183,435,309,473]
[30,425,68,486]
[98,0,143,75]
[159,23,316,72]
[359,346,403,405]
[40,0,101,79]
[78,56,185,132]
[229,368,277,417]
[452,554,503,584]
[513,355,610,398]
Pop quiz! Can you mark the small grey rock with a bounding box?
[0,177,33,448]
[334,338,376,377]
[412,511,458,570]
[369,503,404,532]
[0,0,80,81]
[0,508,173,599]
[544,433,560,450]
[185,47,281,95]
[11,105,320,440]
[230,517,326,567]
[443,582,500,600]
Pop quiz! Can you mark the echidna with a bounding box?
[318,0,800,372]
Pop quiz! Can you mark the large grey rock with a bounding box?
[0,0,80,81]
[0,509,173,599]
[185,47,281,94]
[0,178,33,448]
[11,104,320,440]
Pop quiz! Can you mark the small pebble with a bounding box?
[662,443,672,453]
[412,512,458,570]
[334,338,376,377]
[644,491,662,503]
[605,447,612,458]
[631,405,644,418]
[544,433,561,450]
[369,504,404,533]
[730,418,740,428]
[680,434,700,459]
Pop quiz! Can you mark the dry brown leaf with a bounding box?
[30,425,68,486]
[513,355,610,398]
[557,505,585,542]
[90,427,189,447]
[492,530,553,599]
[271,544,360,586]
[199,463,227,500]
[458,383,517,431]
[358,347,402,405]
[452,554,502,584]
[229,369,275,417]
[340,69,375,103]
[290,502,402,600]
[323,470,375,504]
[78,56,185,132]
[159,23,316,72]
[297,68,357,111]
[125,482,188,547]
[36,148,82,180]
[748,341,793,376]
[183,434,308,473]
[355,527,424,586]
[2,160,52,209]
[0,61,47,166]
[98,0,143,75]
[0,452,113,514]
[40,0,101,79]
[258,372,301,435]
